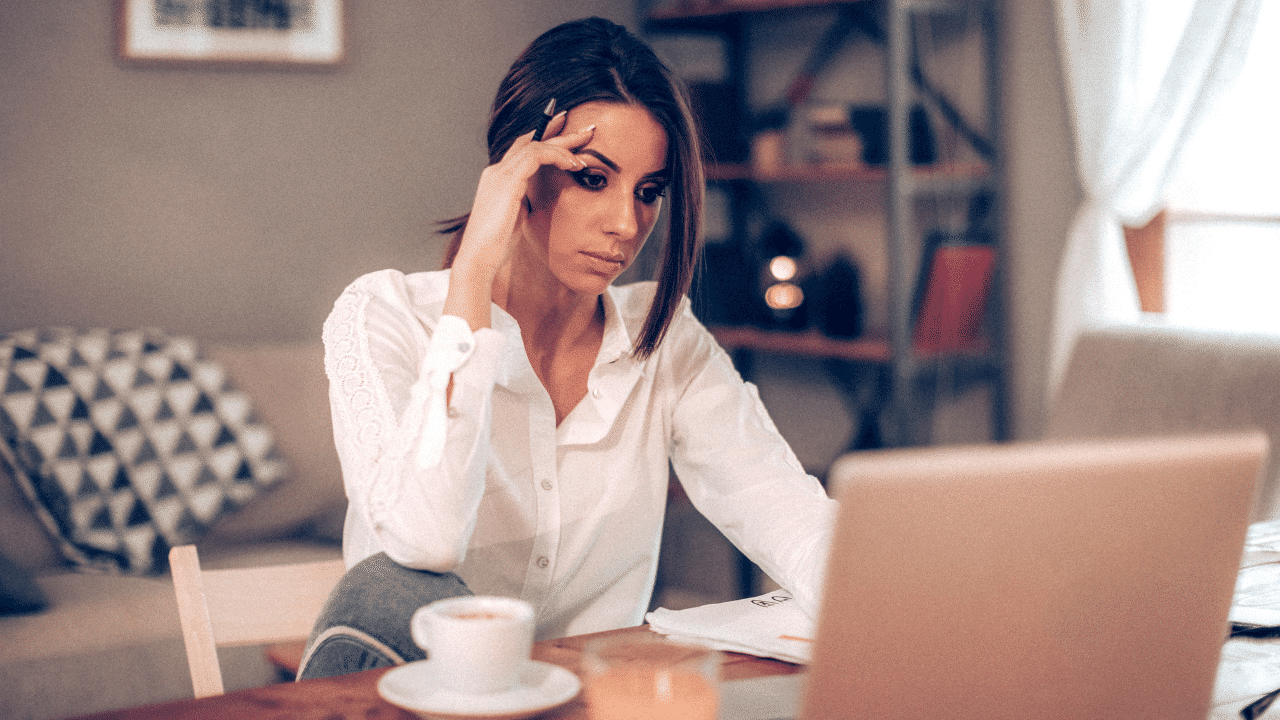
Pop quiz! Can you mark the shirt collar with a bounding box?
[490,285,640,391]
[598,285,638,365]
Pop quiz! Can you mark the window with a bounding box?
[1161,1,1280,333]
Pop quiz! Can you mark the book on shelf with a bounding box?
[912,235,995,353]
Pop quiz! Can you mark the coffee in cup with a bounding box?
[410,595,535,695]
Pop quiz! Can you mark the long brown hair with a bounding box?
[440,17,705,359]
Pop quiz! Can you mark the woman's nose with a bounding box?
[604,191,639,238]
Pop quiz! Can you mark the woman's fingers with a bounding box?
[451,112,597,275]
[545,117,596,149]
[511,111,569,151]
[538,123,596,173]
[499,128,592,180]
[540,110,569,142]
[513,114,593,156]
[547,121,595,150]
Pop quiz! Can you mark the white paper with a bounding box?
[646,591,814,665]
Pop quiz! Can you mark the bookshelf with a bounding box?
[648,0,1008,447]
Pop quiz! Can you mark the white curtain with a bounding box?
[1048,0,1261,400]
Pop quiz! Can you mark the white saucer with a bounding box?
[377,659,581,720]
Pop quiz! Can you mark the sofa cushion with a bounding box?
[0,328,287,575]
[0,455,65,574]
[199,342,347,546]
[0,539,341,720]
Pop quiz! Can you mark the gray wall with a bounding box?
[0,2,635,342]
[0,1,1078,443]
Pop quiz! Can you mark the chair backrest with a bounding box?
[169,544,347,697]
[1046,324,1280,520]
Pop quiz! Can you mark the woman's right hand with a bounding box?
[443,111,595,329]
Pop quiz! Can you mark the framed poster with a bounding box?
[117,0,344,67]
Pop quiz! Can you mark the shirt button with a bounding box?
[536,556,549,569]
[541,479,553,491]
[457,341,471,353]
[592,388,602,399]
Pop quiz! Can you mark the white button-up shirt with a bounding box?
[323,269,836,640]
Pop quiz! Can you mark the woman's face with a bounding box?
[522,101,670,298]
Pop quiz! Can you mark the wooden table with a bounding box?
[68,625,803,720]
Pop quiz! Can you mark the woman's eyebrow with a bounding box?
[577,148,670,180]
[578,149,619,171]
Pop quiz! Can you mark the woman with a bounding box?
[300,17,836,679]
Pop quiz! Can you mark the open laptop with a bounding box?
[786,432,1266,720]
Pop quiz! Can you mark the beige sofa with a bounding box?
[0,339,347,720]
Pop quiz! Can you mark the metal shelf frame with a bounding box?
[648,0,1009,448]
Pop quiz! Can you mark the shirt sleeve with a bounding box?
[664,306,838,621]
[322,278,504,572]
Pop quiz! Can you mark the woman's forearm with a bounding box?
[442,255,496,331]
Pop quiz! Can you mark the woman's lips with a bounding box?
[582,251,626,273]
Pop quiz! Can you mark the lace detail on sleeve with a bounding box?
[322,285,481,532]
[323,288,388,454]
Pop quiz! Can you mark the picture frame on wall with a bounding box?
[117,0,344,67]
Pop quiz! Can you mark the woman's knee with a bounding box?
[298,553,472,680]
[319,553,472,633]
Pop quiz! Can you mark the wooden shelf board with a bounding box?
[706,161,990,183]
[709,325,893,362]
[709,325,994,363]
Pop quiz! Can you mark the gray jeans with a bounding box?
[297,552,472,680]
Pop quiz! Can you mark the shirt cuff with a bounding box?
[413,315,477,469]
[421,314,477,374]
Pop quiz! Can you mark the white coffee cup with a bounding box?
[410,595,535,695]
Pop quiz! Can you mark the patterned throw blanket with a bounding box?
[0,328,285,575]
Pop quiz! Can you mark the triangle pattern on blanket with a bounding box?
[0,328,287,575]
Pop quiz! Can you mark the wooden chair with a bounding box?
[168,544,348,697]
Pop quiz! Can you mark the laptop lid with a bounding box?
[800,432,1267,720]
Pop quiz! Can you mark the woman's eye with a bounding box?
[570,169,606,190]
[637,184,668,205]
